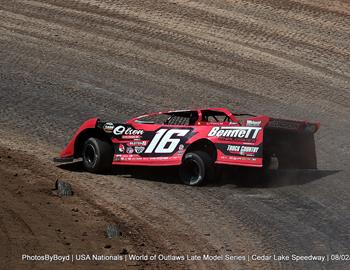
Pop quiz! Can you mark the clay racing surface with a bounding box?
[0,0,349,269]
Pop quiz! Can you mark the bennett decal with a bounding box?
[208,127,261,140]
[246,120,261,127]
[135,146,145,154]
[145,129,190,154]
[103,122,114,133]
[113,125,144,136]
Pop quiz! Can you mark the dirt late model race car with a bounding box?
[54,108,319,186]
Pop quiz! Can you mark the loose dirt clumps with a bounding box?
[0,146,160,270]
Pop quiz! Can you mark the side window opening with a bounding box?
[135,114,169,124]
[201,110,232,123]
[165,111,198,126]
[135,111,198,126]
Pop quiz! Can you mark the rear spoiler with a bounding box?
[266,118,320,134]
[264,118,319,169]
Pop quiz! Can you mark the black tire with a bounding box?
[82,137,113,173]
[180,150,214,186]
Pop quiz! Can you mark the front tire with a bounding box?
[82,137,113,173]
[180,151,214,186]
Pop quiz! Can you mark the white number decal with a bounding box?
[145,129,167,153]
[145,129,190,154]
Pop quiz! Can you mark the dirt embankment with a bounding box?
[0,145,186,270]
[0,0,349,269]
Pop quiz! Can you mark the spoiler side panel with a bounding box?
[264,118,319,169]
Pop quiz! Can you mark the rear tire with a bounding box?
[82,137,113,173]
[180,150,214,186]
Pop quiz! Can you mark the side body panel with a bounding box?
[99,121,196,166]
[97,120,264,167]
[204,125,263,167]
[56,109,318,169]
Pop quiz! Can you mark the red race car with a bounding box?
[54,108,319,185]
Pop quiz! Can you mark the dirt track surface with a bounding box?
[0,0,349,269]
[0,145,155,270]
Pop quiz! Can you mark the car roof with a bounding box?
[166,107,231,114]
[129,108,237,123]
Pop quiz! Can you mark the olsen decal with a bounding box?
[113,125,144,136]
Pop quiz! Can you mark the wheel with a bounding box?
[180,150,214,186]
[82,137,113,173]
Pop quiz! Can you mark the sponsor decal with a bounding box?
[122,135,142,139]
[127,140,148,146]
[227,145,259,153]
[227,145,259,155]
[118,144,125,153]
[227,145,240,152]
[113,125,144,136]
[134,146,145,154]
[240,146,259,154]
[224,156,254,161]
[126,147,134,154]
[246,120,261,127]
[208,127,260,140]
[114,155,122,161]
[177,145,185,155]
[103,122,115,133]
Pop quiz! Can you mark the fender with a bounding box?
[183,138,217,162]
[59,118,99,158]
